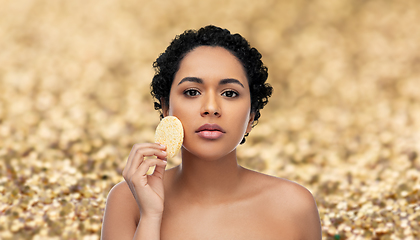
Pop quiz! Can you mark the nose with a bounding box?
[201,92,221,117]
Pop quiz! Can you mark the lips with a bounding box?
[196,124,225,140]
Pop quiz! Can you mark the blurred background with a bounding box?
[0,0,419,239]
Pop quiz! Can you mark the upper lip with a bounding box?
[196,124,225,133]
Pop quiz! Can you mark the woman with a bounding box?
[101,25,322,240]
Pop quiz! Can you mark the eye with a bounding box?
[222,90,238,98]
[184,89,201,97]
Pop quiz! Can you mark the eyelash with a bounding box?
[183,89,201,97]
[183,89,239,98]
[221,90,239,98]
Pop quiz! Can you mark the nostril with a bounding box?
[201,109,220,116]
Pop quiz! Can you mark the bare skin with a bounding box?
[101,46,322,240]
[103,164,321,240]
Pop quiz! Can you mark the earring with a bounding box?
[240,133,249,145]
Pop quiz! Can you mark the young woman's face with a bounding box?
[164,46,254,160]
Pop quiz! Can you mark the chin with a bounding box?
[181,143,238,161]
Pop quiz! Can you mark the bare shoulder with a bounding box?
[105,181,139,212]
[245,169,316,211]
[107,180,134,199]
[243,168,322,239]
[268,175,315,208]
[101,181,140,240]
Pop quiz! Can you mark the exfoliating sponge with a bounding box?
[154,116,184,158]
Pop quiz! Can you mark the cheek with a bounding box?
[228,102,252,131]
[168,91,182,116]
[168,96,199,131]
[168,95,194,116]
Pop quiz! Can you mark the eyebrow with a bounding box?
[219,78,245,88]
[178,77,245,88]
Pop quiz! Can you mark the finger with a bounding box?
[124,148,166,179]
[126,143,165,170]
[152,162,167,179]
[125,153,167,183]
[131,148,167,169]
[132,159,167,187]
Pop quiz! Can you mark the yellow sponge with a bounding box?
[154,116,184,158]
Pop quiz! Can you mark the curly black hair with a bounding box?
[151,25,273,144]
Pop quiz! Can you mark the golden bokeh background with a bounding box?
[1,0,420,239]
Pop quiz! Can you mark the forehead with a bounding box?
[173,46,248,84]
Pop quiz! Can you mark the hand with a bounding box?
[122,143,168,218]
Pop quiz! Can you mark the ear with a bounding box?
[246,112,255,133]
[161,97,169,117]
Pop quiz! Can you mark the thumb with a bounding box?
[152,160,167,179]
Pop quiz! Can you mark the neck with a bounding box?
[173,147,244,204]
